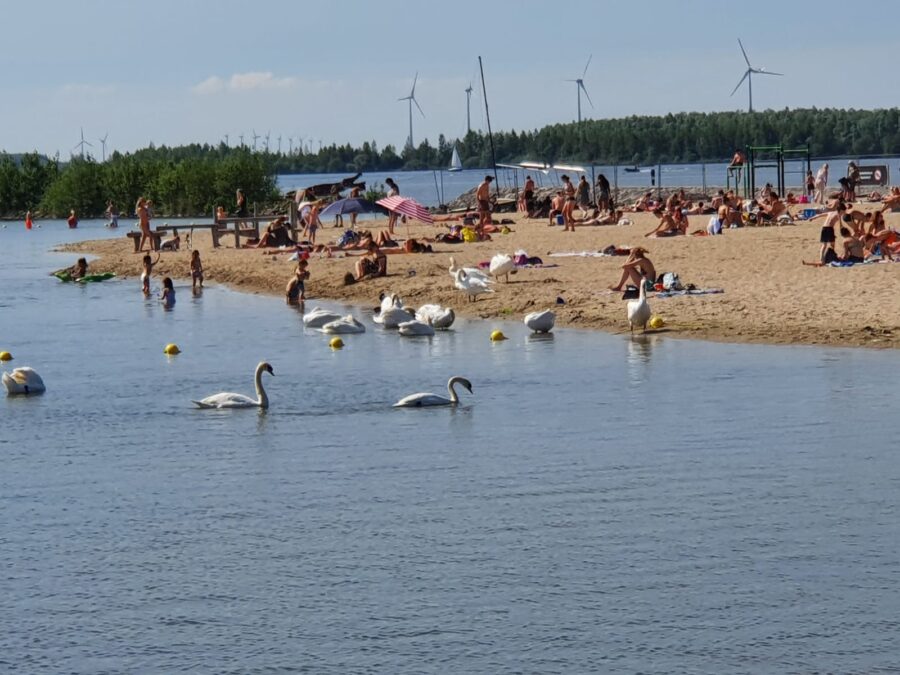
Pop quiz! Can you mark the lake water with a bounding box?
[2,222,900,673]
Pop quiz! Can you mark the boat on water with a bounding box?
[623,166,641,173]
[448,144,462,172]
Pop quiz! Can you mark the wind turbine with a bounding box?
[223,133,229,147]
[73,127,93,159]
[288,136,294,155]
[238,133,245,147]
[277,135,282,155]
[566,54,594,124]
[465,83,473,133]
[98,132,108,162]
[398,72,424,150]
[264,130,270,152]
[251,129,260,151]
[730,39,783,113]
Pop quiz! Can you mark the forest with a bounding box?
[2,108,899,217]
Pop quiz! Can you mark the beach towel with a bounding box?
[549,251,614,258]
[654,288,725,299]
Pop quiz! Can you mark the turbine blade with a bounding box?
[730,70,749,97]
[580,82,594,108]
[83,139,94,147]
[582,53,592,79]
[757,70,784,77]
[410,71,418,96]
[413,97,425,118]
[738,39,751,68]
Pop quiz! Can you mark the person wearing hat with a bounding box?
[476,175,494,231]
[609,247,656,292]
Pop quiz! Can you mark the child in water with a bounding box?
[161,277,175,308]
[141,253,160,294]
[285,259,309,304]
[190,250,204,289]
[70,257,88,280]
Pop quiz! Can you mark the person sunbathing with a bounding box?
[840,226,866,263]
[644,208,680,237]
[609,247,656,291]
[880,187,900,213]
[352,241,387,281]
[254,217,294,248]
[758,192,786,223]
[631,192,653,212]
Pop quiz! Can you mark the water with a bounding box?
[279,155,900,207]
[2,223,900,673]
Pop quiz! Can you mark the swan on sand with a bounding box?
[192,361,274,409]
[393,376,473,407]
[627,282,652,333]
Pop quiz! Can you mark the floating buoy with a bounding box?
[163,343,181,355]
[0,351,12,361]
[490,330,508,342]
[649,315,665,329]
[330,337,344,349]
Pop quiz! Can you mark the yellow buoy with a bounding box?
[649,315,665,330]
[330,337,344,349]
[490,330,508,342]
[163,343,181,355]
[0,351,12,361]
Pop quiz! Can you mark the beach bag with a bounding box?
[661,272,683,291]
[462,227,478,242]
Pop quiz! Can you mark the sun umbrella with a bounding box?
[319,197,384,218]
[376,196,434,224]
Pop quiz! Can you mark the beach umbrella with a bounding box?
[319,197,384,218]
[376,196,434,224]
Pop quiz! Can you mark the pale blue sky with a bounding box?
[2,0,897,157]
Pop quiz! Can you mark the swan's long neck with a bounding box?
[638,277,647,302]
[447,378,460,404]
[449,258,458,275]
[255,364,269,408]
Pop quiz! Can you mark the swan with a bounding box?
[448,256,492,284]
[398,318,435,336]
[416,304,455,329]
[2,367,46,395]
[321,314,366,334]
[393,376,473,407]
[303,307,343,328]
[374,294,414,328]
[379,292,404,313]
[192,361,273,409]
[524,309,556,333]
[626,281,652,333]
[489,253,516,283]
[454,269,494,302]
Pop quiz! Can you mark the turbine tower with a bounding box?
[223,133,229,147]
[465,83,473,133]
[99,132,108,162]
[251,129,260,151]
[277,135,282,154]
[238,133,245,147]
[566,55,594,124]
[398,72,425,150]
[288,136,294,155]
[264,131,270,152]
[73,127,93,159]
[730,39,783,113]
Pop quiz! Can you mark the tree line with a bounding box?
[2,107,899,217]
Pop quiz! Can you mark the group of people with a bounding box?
[806,198,898,265]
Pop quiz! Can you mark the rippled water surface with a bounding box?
[2,222,899,673]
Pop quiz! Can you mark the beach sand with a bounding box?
[65,208,900,349]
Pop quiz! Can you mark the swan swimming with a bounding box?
[398,318,435,336]
[626,281,652,333]
[448,256,492,284]
[524,309,556,333]
[374,294,414,328]
[303,307,343,328]
[454,269,494,302]
[416,304,455,329]
[393,376,473,407]
[489,253,516,283]
[2,367,46,395]
[192,361,273,409]
[321,315,366,334]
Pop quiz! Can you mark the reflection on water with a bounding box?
[2,224,900,672]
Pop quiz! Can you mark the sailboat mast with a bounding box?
[478,56,499,199]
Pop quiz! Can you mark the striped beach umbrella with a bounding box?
[376,196,434,224]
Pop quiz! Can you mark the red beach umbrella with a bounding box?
[376,196,434,224]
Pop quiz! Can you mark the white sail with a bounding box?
[449,144,462,172]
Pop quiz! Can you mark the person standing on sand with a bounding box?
[560,175,576,231]
[596,174,611,212]
[349,185,361,228]
[385,178,400,234]
[476,175,493,232]
[136,197,153,251]
[818,200,844,263]
[805,170,815,198]
[576,175,591,213]
[814,163,829,204]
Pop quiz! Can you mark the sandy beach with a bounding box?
[65,207,900,349]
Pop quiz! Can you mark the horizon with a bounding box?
[3,0,898,157]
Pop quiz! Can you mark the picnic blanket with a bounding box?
[654,288,725,299]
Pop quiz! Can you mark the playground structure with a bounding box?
[727,144,811,199]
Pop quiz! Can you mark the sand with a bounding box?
[64,207,900,349]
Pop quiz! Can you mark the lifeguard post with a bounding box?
[727,144,811,199]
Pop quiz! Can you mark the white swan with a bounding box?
[489,253,516,283]
[303,307,343,328]
[398,318,435,336]
[2,367,46,395]
[374,294,414,328]
[627,282,652,333]
[192,361,273,409]
[448,256,492,284]
[454,268,494,302]
[393,376,473,407]
[524,309,556,333]
[416,304,455,329]
[321,314,366,334]
[379,292,403,313]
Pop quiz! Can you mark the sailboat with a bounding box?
[448,144,463,172]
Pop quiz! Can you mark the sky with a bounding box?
[2,0,898,158]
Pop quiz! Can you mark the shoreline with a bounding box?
[61,209,900,350]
